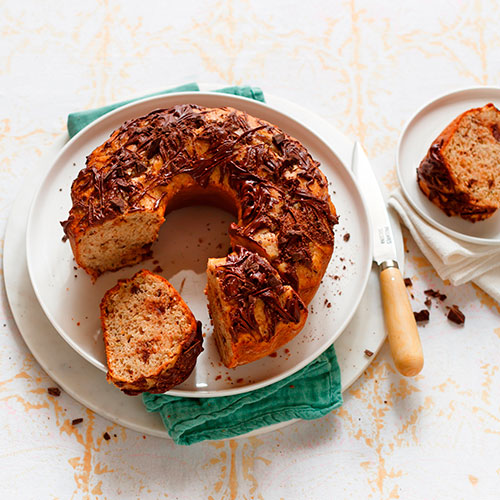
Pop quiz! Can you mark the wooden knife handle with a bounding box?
[380,263,424,377]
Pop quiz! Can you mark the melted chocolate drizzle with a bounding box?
[217,247,306,341]
[63,104,337,284]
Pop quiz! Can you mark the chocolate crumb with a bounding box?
[413,309,430,323]
[47,387,61,397]
[447,305,465,325]
[272,133,285,149]
[491,124,500,142]
[269,352,278,358]
[236,378,243,383]
[103,432,111,440]
[343,233,350,242]
[153,260,159,265]
[153,265,163,273]
[424,288,447,301]
[424,298,432,309]
[364,349,374,357]
[404,278,412,287]
[71,418,83,426]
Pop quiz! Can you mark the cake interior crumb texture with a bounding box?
[445,104,500,206]
[77,211,164,276]
[102,271,193,383]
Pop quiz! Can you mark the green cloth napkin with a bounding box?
[143,346,341,445]
[67,83,343,445]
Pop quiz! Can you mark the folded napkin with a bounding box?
[388,188,500,303]
[67,83,342,445]
[143,346,341,445]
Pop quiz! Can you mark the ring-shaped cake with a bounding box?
[62,104,338,368]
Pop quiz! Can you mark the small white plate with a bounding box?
[397,86,500,245]
[26,91,373,398]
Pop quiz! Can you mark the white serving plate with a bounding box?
[26,91,373,397]
[4,90,403,437]
[397,86,500,245]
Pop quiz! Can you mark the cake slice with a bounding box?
[100,269,203,395]
[417,103,500,222]
[206,247,308,368]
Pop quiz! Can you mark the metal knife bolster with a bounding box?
[379,259,398,271]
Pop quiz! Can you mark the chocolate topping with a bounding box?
[216,247,306,341]
[63,104,337,289]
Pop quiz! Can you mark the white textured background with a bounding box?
[1,0,500,498]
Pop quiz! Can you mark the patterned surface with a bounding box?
[1,0,500,498]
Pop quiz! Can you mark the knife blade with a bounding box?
[352,141,423,377]
[352,142,398,266]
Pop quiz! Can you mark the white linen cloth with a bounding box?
[388,188,500,303]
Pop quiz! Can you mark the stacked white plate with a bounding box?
[4,86,403,438]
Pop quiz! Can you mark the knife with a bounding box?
[352,142,424,377]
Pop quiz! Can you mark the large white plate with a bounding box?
[397,86,500,245]
[4,106,403,438]
[26,91,373,397]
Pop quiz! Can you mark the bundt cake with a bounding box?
[63,104,338,368]
[206,246,308,368]
[100,269,203,395]
[417,103,500,222]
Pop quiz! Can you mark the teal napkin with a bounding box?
[144,346,341,445]
[67,84,343,445]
